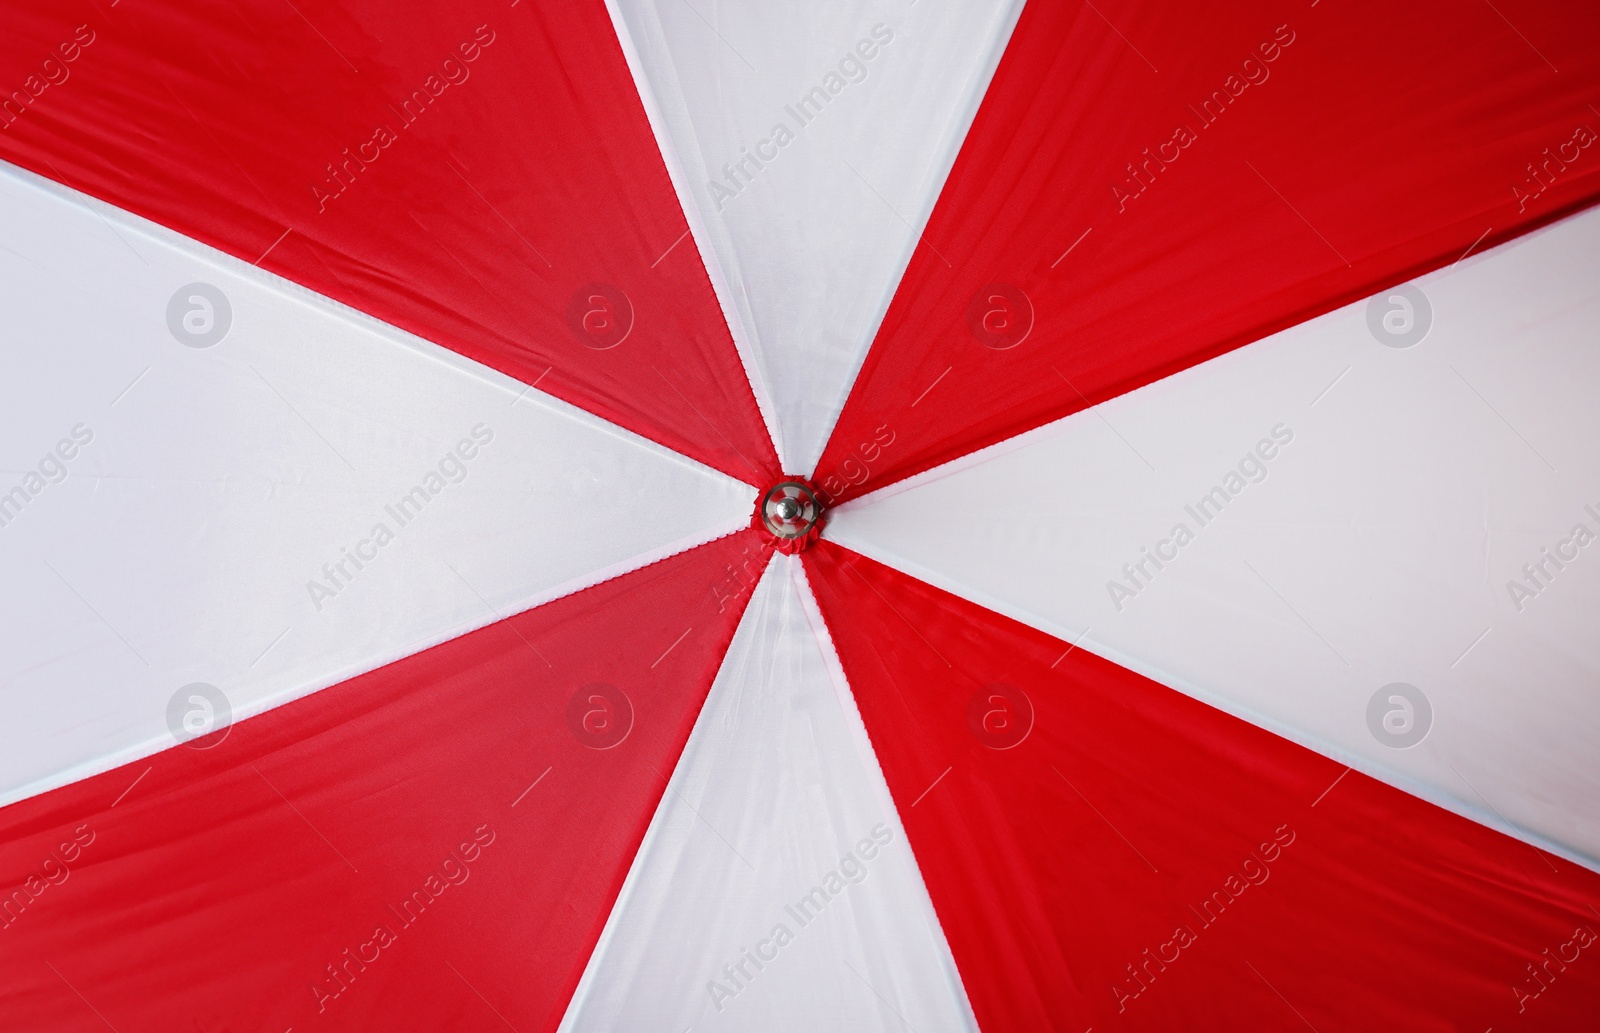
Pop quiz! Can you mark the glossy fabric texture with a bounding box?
[0,160,753,809]
[608,0,1024,474]
[826,205,1600,869]
[0,0,1598,1029]
[817,0,1600,502]
[806,542,1600,1031]
[561,556,975,1032]
[0,0,777,484]
[0,535,764,1031]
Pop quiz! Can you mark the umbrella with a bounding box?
[2,0,1599,1029]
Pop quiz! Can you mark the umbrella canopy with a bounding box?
[2,1,1600,1030]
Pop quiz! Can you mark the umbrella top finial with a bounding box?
[757,479,824,551]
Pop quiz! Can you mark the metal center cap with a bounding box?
[760,481,822,541]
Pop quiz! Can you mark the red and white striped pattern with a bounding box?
[2,1,1598,1030]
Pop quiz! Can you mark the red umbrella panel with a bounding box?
[2,1,1599,1030]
